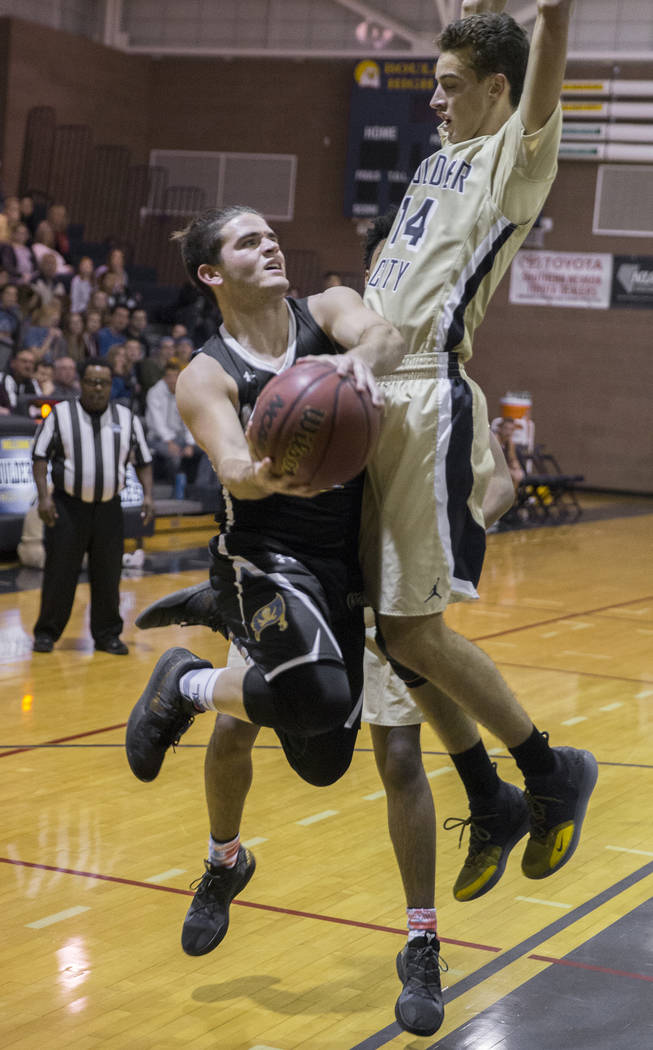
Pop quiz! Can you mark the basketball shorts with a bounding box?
[209,532,365,786]
[362,627,423,726]
[359,352,494,617]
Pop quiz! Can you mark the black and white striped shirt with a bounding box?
[32,400,152,503]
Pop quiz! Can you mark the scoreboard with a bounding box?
[344,59,441,219]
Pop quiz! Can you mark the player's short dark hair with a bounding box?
[172,205,265,294]
[438,13,529,108]
[363,206,399,270]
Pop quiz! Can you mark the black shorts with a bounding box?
[209,531,365,786]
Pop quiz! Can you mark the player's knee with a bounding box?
[243,661,352,736]
[209,714,258,758]
[278,662,352,735]
[374,725,424,792]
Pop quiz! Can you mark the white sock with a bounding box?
[179,667,225,711]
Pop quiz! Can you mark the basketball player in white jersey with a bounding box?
[360,10,598,1030]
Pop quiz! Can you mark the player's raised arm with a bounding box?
[520,0,573,134]
[307,286,406,392]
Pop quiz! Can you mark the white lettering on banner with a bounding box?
[509,250,613,309]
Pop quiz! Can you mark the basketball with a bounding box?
[246,358,383,489]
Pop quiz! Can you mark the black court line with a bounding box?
[3,737,653,774]
[350,860,653,1050]
[426,895,653,1049]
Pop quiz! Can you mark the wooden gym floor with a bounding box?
[1,496,652,1049]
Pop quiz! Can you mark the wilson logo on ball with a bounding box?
[281,407,327,477]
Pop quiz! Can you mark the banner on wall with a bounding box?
[611,255,653,309]
[0,434,36,515]
[509,250,613,309]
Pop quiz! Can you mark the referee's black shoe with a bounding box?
[135,582,224,632]
[126,647,211,782]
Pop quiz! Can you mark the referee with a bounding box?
[32,359,154,654]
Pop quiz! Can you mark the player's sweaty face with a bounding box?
[218,214,288,290]
[431,49,493,144]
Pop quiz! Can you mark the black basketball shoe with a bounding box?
[395,932,447,1037]
[125,647,212,781]
[444,780,530,901]
[135,582,224,632]
[181,848,256,956]
[522,746,598,879]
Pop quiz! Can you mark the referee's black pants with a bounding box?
[34,490,124,645]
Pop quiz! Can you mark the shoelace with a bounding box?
[524,790,564,838]
[171,713,194,751]
[189,861,227,895]
[443,812,499,854]
[407,940,449,978]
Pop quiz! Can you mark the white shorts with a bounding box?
[360,352,494,617]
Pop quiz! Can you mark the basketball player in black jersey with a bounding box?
[124,201,408,942]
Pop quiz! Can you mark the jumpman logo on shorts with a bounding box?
[424,578,441,603]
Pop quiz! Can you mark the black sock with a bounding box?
[450,739,502,800]
[509,727,555,778]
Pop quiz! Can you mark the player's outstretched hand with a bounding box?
[298,353,384,409]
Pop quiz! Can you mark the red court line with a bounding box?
[7,857,653,983]
[0,856,498,954]
[497,662,653,686]
[528,953,653,983]
[470,594,653,643]
[0,722,127,759]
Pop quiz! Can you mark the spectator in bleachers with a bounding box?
[88,288,110,320]
[0,347,38,410]
[51,356,81,400]
[126,306,154,353]
[47,203,72,264]
[31,221,72,276]
[97,304,130,356]
[0,223,38,284]
[105,342,133,406]
[22,301,67,361]
[171,322,188,342]
[323,270,343,289]
[145,359,200,487]
[0,283,23,356]
[95,247,138,305]
[34,359,55,397]
[123,337,146,413]
[0,197,21,242]
[63,312,92,364]
[19,195,38,238]
[30,252,68,307]
[173,336,194,366]
[138,334,174,397]
[83,308,102,356]
[70,256,96,315]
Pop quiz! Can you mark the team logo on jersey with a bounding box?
[251,593,288,641]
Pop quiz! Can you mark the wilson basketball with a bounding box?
[246,359,383,489]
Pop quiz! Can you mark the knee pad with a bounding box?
[374,623,427,689]
[243,661,353,737]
